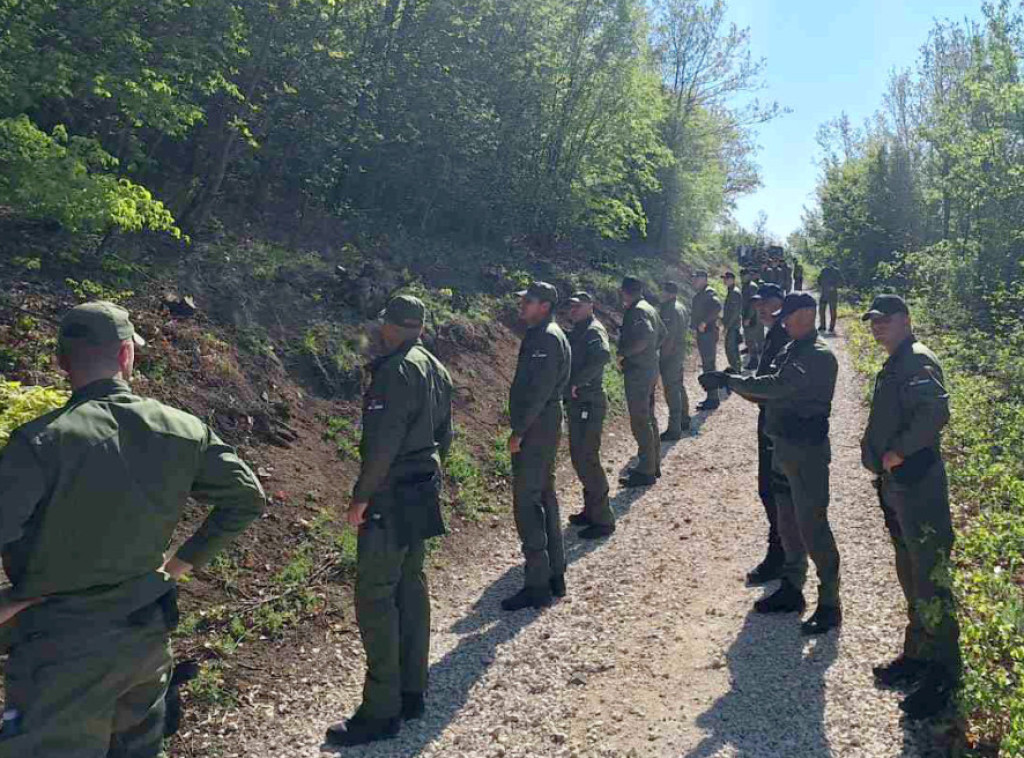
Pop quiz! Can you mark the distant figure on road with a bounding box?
[722,271,742,371]
[564,291,615,540]
[781,259,793,294]
[740,268,764,370]
[702,293,842,635]
[690,270,722,411]
[817,264,841,333]
[793,260,805,291]
[328,295,454,747]
[0,301,265,757]
[860,294,960,721]
[744,283,790,586]
[502,282,571,611]
[658,280,691,439]
[617,277,666,488]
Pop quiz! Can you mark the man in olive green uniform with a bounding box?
[503,282,571,611]
[618,277,666,488]
[690,270,722,411]
[741,269,764,370]
[745,283,789,585]
[565,292,615,540]
[818,264,841,333]
[793,260,805,292]
[0,302,265,758]
[860,295,960,720]
[781,260,793,294]
[328,295,454,746]
[658,281,691,440]
[702,293,842,635]
[722,271,742,371]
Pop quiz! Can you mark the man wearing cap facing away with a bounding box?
[740,269,763,371]
[0,301,265,757]
[327,295,454,746]
[503,283,571,611]
[818,263,842,333]
[860,295,960,720]
[565,292,615,539]
[658,281,691,440]
[617,277,666,488]
[744,283,790,585]
[690,270,722,410]
[722,271,743,371]
[701,292,842,635]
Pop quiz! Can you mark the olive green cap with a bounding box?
[515,281,559,304]
[568,291,593,305]
[59,301,145,351]
[861,294,909,321]
[381,294,427,328]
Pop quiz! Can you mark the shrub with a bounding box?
[0,380,69,449]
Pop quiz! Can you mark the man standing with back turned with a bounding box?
[565,292,615,540]
[0,301,265,757]
[691,270,722,410]
[818,263,841,333]
[741,269,763,371]
[702,293,842,635]
[618,277,666,488]
[658,281,691,440]
[722,271,743,371]
[327,295,454,746]
[503,282,571,611]
[861,294,960,720]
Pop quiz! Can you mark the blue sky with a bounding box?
[726,0,982,239]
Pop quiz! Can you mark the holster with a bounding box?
[890,448,938,486]
[394,470,445,547]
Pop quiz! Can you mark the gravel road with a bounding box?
[183,329,945,758]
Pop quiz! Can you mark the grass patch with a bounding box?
[323,415,360,461]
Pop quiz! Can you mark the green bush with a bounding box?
[0,115,182,238]
[0,380,69,449]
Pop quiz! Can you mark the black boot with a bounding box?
[550,574,566,598]
[619,471,657,488]
[873,655,928,690]
[568,511,592,527]
[900,668,956,720]
[579,523,615,540]
[325,711,401,747]
[660,428,683,441]
[745,553,784,585]
[697,394,720,411]
[501,586,553,612]
[753,580,806,614]
[801,603,842,636]
[401,693,425,721]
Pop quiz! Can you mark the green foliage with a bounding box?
[323,415,360,461]
[0,116,181,237]
[186,662,235,707]
[0,380,69,449]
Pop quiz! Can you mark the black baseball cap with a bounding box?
[662,281,680,294]
[692,269,709,279]
[621,276,644,295]
[750,283,785,302]
[568,291,594,305]
[515,281,559,304]
[773,292,817,319]
[862,294,910,321]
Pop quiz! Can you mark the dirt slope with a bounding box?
[172,324,947,758]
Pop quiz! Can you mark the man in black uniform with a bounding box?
[504,282,571,610]
[744,283,789,585]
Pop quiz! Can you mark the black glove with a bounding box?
[698,371,729,392]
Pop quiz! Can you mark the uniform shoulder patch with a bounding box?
[364,395,386,412]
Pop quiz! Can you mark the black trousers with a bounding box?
[757,408,783,560]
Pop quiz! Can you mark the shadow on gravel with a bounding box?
[321,475,655,757]
[685,611,840,758]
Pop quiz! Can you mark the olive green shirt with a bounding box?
[658,298,689,359]
[354,341,454,502]
[722,286,742,330]
[741,280,760,326]
[566,316,610,405]
[727,333,838,441]
[618,298,666,372]
[0,379,265,600]
[690,286,722,332]
[510,319,571,438]
[818,266,841,294]
[861,336,949,475]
